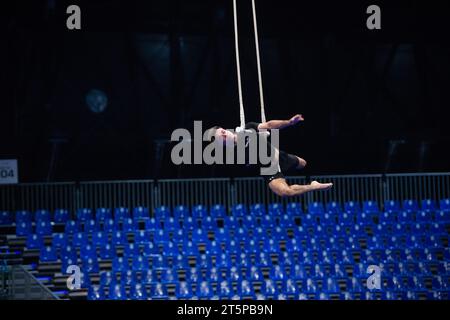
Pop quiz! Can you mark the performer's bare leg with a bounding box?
[268,178,332,197]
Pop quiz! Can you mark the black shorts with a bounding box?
[265,151,299,184]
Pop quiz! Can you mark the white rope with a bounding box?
[233,0,245,129]
[251,0,266,124]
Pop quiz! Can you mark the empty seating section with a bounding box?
[1,199,449,300]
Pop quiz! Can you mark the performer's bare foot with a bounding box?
[310,180,333,191]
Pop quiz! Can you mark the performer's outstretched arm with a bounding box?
[258,114,304,130]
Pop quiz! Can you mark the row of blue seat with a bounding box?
[85,275,450,300]
[15,211,448,237]
[3,198,450,225]
[28,224,448,249]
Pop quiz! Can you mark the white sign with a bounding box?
[0,159,19,184]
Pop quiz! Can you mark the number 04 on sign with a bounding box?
[0,159,19,184]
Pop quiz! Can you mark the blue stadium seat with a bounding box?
[197,254,213,269]
[153,229,168,244]
[61,257,78,274]
[205,240,223,256]
[270,265,286,281]
[83,219,98,233]
[260,215,275,229]
[344,201,361,213]
[72,232,88,248]
[80,244,97,260]
[416,210,432,222]
[0,211,12,225]
[98,272,114,289]
[384,200,401,212]
[439,198,450,211]
[36,220,52,236]
[231,204,247,217]
[133,206,149,220]
[242,215,256,229]
[263,239,280,254]
[16,210,32,224]
[397,211,414,223]
[268,203,284,216]
[163,241,180,257]
[237,280,255,297]
[379,211,397,224]
[215,253,232,269]
[196,280,213,298]
[403,200,419,212]
[132,256,149,271]
[271,226,287,241]
[192,228,208,243]
[183,241,199,256]
[26,234,43,249]
[261,279,279,297]
[246,265,264,282]
[60,244,77,261]
[141,270,155,285]
[64,220,79,234]
[76,208,93,222]
[237,253,251,268]
[218,280,234,298]
[173,254,189,270]
[301,213,316,226]
[164,217,179,231]
[172,228,186,242]
[286,238,302,254]
[122,218,138,232]
[16,221,32,237]
[130,283,147,300]
[88,285,105,300]
[35,210,51,222]
[224,216,239,229]
[95,208,112,222]
[215,228,231,243]
[362,201,379,213]
[225,240,241,255]
[112,256,129,272]
[250,203,266,216]
[192,205,208,219]
[435,210,450,222]
[182,216,197,230]
[92,231,108,246]
[173,205,189,219]
[109,283,127,300]
[144,217,159,231]
[102,218,116,233]
[234,227,249,242]
[256,252,272,267]
[421,199,436,212]
[160,268,178,284]
[112,230,127,246]
[150,283,168,299]
[52,233,68,249]
[324,277,340,293]
[154,206,170,220]
[187,267,203,283]
[142,242,158,256]
[286,202,303,216]
[308,202,324,215]
[82,257,99,273]
[279,214,295,228]
[326,201,342,214]
[114,207,130,221]
[201,216,216,230]
[210,204,226,219]
[338,212,354,225]
[123,243,140,258]
[176,281,193,299]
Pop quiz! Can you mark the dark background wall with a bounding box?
[2,0,450,182]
